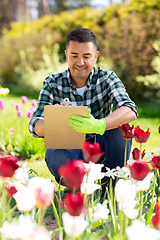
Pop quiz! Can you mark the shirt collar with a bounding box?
[67,68,95,88]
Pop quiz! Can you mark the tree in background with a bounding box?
[0,0,92,29]
[0,0,18,31]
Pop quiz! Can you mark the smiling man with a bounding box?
[29,28,138,191]
[65,40,99,87]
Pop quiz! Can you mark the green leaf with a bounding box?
[145,201,154,224]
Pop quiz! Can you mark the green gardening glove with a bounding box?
[68,109,106,135]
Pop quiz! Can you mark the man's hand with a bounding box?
[68,109,106,135]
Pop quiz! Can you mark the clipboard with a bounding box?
[44,105,88,149]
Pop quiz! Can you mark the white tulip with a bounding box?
[0,215,36,239]
[13,184,36,211]
[14,163,30,186]
[126,219,160,240]
[119,199,139,219]
[115,179,137,203]
[83,162,105,181]
[115,179,139,219]
[92,200,110,222]
[28,177,55,192]
[81,175,101,195]
[62,212,88,238]
[132,172,153,191]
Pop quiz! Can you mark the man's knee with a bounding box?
[103,128,132,168]
[45,149,71,179]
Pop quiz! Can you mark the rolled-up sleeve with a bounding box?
[29,82,54,138]
[107,72,138,116]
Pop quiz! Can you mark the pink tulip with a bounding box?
[16,104,20,110]
[27,111,32,118]
[31,99,37,107]
[21,225,51,240]
[0,99,4,111]
[10,128,15,136]
[10,100,15,106]
[29,106,35,113]
[17,110,23,117]
[29,177,55,209]
[10,128,15,133]
[21,96,28,104]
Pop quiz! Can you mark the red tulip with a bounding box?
[5,183,18,197]
[0,155,19,178]
[154,201,160,214]
[150,156,160,169]
[82,141,104,163]
[152,209,160,227]
[128,160,150,181]
[62,192,84,216]
[158,126,160,134]
[118,123,134,139]
[132,148,145,160]
[129,126,150,143]
[58,159,85,190]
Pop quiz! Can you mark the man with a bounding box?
[29,28,138,185]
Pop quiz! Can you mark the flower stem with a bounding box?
[52,200,62,228]
[124,139,128,166]
[152,170,156,203]
[1,183,7,226]
[138,191,143,219]
[119,209,123,237]
[38,208,45,225]
[139,143,142,160]
[123,215,128,236]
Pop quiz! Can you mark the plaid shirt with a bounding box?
[29,67,138,138]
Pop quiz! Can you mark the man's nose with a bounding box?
[77,57,84,65]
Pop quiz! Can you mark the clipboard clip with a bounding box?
[60,98,72,106]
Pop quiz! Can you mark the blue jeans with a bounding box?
[45,128,132,181]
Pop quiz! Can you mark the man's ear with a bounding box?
[65,50,68,61]
[94,51,99,63]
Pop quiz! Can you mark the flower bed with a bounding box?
[0,88,160,239]
[0,124,160,240]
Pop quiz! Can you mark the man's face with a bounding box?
[65,41,99,87]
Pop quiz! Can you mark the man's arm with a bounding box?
[104,106,137,130]
[34,103,61,137]
[68,106,137,135]
[35,119,44,137]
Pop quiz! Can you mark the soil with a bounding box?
[43,215,109,240]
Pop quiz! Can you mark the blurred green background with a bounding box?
[0,0,160,103]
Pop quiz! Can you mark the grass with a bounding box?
[131,117,160,154]
[0,94,45,159]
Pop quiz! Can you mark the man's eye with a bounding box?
[72,55,77,58]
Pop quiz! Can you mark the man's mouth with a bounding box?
[75,67,86,71]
